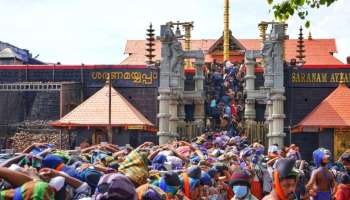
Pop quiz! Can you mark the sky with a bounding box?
[0,0,348,64]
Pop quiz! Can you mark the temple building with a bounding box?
[292,82,350,159]
[121,25,349,159]
[51,82,157,146]
[121,35,343,65]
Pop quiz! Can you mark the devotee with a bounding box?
[306,148,335,200]
[151,171,182,199]
[230,169,258,200]
[181,166,202,200]
[94,173,137,200]
[335,173,350,200]
[263,158,299,200]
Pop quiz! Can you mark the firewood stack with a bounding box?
[9,131,70,152]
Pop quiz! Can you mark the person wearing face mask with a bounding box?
[230,169,258,200]
[263,158,299,200]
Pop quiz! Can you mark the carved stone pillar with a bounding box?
[158,36,173,144]
[244,53,256,94]
[169,96,179,140]
[194,99,205,137]
[267,89,286,147]
[157,88,172,144]
[194,60,205,93]
[266,99,273,141]
[263,41,274,88]
[177,103,186,139]
[244,98,256,121]
[244,51,257,122]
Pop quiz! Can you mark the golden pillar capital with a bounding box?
[258,22,268,48]
[184,23,193,69]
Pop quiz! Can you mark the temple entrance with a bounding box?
[245,121,268,146]
[92,129,108,144]
[334,128,350,159]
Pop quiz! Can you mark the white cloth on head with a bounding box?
[49,176,65,191]
[9,164,22,172]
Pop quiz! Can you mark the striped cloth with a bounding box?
[118,149,149,186]
[0,181,55,200]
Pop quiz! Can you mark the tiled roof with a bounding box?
[284,39,342,65]
[51,83,154,128]
[122,38,342,65]
[293,83,350,131]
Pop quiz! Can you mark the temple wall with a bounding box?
[0,92,25,133]
[0,67,159,141]
[254,68,350,159]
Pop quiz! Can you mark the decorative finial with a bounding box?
[308,31,312,40]
[296,26,305,64]
[145,23,156,65]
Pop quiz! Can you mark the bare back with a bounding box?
[313,167,334,192]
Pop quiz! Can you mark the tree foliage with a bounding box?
[267,0,337,28]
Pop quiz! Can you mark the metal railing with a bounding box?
[246,121,268,146]
[0,83,63,91]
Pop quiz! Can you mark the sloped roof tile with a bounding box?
[51,83,154,128]
[294,83,350,131]
[122,38,342,65]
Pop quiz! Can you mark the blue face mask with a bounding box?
[208,194,219,200]
[233,185,248,199]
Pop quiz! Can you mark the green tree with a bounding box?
[267,0,338,28]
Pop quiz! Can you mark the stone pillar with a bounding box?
[157,37,173,144]
[244,51,256,121]
[268,23,286,147]
[157,88,172,144]
[177,103,186,139]
[168,96,179,139]
[194,99,205,137]
[267,89,286,147]
[244,52,256,93]
[244,99,256,121]
[194,60,205,93]
[266,99,273,141]
[193,60,205,138]
[178,103,186,122]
